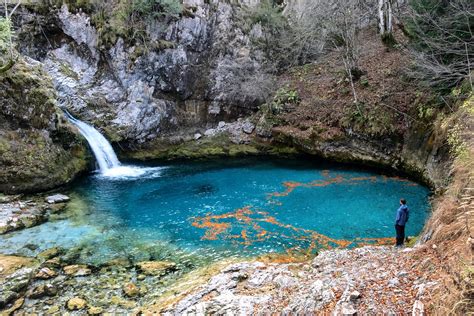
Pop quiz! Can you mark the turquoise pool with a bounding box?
[1,158,431,265]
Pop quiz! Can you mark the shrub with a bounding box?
[0,17,11,55]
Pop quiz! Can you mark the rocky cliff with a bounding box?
[0,57,90,193]
[14,1,272,145]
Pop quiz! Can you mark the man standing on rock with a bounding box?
[395,199,409,247]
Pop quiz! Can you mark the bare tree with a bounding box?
[323,0,374,103]
[378,0,393,36]
[406,0,473,91]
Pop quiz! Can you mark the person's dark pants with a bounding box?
[395,224,405,246]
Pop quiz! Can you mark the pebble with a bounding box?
[349,290,361,301]
[47,305,60,314]
[35,267,57,280]
[63,264,92,277]
[388,278,400,287]
[397,271,409,278]
[412,300,424,316]
[123,282,140,297]
[341,302,358,315]
[88,306,103,315]
[242,121,255,134]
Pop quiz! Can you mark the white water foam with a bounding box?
[99,166,164,180]
[64,110,163,179]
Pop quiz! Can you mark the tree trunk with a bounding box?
[378,0,393,35]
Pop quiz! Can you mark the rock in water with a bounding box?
[45,194,70,204]
[136,261,177,276]
[66,297,87,310]
[88,306,103,315]
[37,247,63,261]
[63,264,91,277]
[123,282,140,297]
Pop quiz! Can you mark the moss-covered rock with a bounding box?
[0,57,91,193]
[121,133,298,161]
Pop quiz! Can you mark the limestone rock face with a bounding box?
[0,58,90,194]
[16,2,273,146]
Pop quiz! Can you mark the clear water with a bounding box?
[1,158,431,266]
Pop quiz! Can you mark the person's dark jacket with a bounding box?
[395,205,409,226]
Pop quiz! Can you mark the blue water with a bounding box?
[1,158,431,265]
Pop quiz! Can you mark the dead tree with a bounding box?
[406,0,473,91]
[378,0,393,36]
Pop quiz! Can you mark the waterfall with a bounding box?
[64,111,120,172]
[64,110,162,178]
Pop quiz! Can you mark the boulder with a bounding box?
[0,255,36,277]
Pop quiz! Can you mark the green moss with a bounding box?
[123,132,299,161]
[0,137,10,154]
[59,62,79,80]
[405,236,418,247]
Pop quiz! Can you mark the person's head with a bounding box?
[400,198,407,205]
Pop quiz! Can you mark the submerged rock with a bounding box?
[123,282,140,298]
[136,261,177,276]
[45,194,70,204]
[66,297,87,310]
[63,264,92,277]
[37,247,64,261]
[88,306,103,315]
